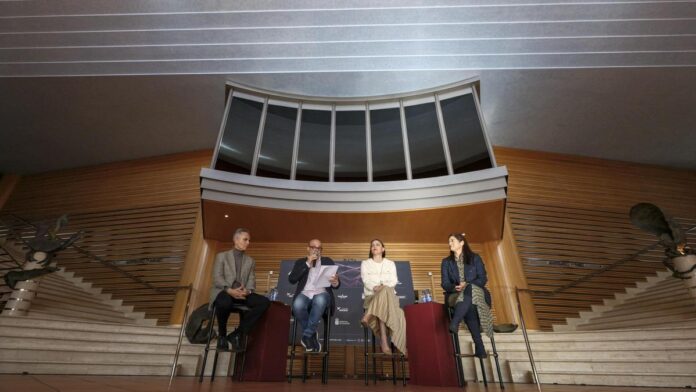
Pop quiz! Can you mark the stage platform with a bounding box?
[0,375,688,392]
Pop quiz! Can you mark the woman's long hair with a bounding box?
[448,233,475,264]
[368,238,386,259]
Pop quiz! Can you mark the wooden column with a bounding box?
[0,174,20,211]
[169,209,217,325]
[483,213,540,330]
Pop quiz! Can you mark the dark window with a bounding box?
[370,108,407,181]
[440,94,492,173]
[296,109,331,181]
[335,111,367,182]
[256,105,297,179]
[214,97,263,174]
[404,102,449,179]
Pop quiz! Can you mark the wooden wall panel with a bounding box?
[1,151,211,324]
[4,145,696,333]
[495,147,696,330]
[3,150,211,217]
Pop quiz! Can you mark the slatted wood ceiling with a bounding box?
[495,147,696,330]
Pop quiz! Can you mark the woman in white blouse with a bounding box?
[360,239,407,354]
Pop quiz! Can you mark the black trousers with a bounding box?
[451,292,485,356]
[214,291,270,337]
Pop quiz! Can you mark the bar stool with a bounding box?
[363,323,406,386]
[287,308,331,384]
[198,303,249,382]
[446,304,504,389]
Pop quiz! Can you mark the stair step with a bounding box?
[32,296,139,319]
[587,302,696,323]
[35,291,126,311]
[0,360,179,376]
[509,359,696,374]
[0,336,201,355]
[495,325,696,341]
[577,314,696,331]
[624,284,688,303]
[28,306,140,325]
[0,348,200,365]
[609,296,696,314]
[35,280,110,301]
[498,349,696,361]
[0,325,180,344]
[533,371,696,388]
[34,285,118,305]
[41,275,92,291]
[0,315,175,335]
[482,339,696,355]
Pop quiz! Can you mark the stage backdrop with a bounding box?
[276,260,414,345]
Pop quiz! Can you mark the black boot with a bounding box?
[473,337,487,358]
[227,332,244,352]
[216,337,229,351]
[449,319,460,334]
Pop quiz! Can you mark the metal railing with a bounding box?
[525,225,695,297]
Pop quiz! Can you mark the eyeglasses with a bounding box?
[309,245,322,250]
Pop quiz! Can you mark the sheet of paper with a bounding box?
[316,265,339,288]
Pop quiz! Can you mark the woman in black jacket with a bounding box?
[440,233,491,358]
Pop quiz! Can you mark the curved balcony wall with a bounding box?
[201,78,508,243]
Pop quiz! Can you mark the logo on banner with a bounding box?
[334,317,351,326]
[337,294,348,299]
[336,307,349,312]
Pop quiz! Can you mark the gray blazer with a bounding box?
[209,249,257,305]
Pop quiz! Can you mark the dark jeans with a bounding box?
[214,290,270,337]
[292,292,330,337]
[450,290,485,357]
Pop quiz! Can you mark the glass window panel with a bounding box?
[256,105,297,179]
[214,97,263,174]
[335,111,367,182]
[404,102,449,179]
[440,94,492,174]
[296,109,331,181]
[370,108,407,181]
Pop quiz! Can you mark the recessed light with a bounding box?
[224,214,229,218]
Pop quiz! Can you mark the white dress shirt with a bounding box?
[302,257,326,299]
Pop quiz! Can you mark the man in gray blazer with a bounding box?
[210,228,270,351]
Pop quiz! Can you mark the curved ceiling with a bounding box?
[0,1,695,174]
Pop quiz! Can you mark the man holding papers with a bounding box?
[288,238,341,352]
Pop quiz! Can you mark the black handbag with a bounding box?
[185,303,216,344]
